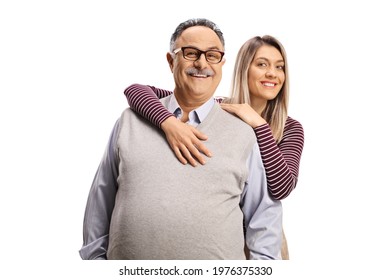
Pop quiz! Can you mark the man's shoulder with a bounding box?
[159,95,172,107]
[118,107,149,128]
[117,107,136,123]
[213,106,256,145]
[121,107,132,115]
[217,106,254,131]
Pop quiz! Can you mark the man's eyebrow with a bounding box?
[193,45,223,51]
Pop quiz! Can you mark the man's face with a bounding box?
[167,26,225,104]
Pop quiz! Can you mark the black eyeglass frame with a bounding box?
[172,46,225,64]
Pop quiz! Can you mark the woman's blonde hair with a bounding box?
[227,36,289,142]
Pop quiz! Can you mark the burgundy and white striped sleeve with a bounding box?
[124,84,174,128]
[253,117,304,200]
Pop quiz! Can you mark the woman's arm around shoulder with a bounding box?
[124,84,174,127]
[123,83,212,167]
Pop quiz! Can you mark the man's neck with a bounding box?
[174,92,211,122]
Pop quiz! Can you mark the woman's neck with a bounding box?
[250,97,267,116]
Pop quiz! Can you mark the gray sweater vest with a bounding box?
[107,99,256,260]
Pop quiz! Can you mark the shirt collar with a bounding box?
[167,94,215,126]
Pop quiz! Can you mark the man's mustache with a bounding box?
[185,68,215,77]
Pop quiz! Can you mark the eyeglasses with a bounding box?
[173,47,225,64]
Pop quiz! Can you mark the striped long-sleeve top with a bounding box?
[124,84,304,200]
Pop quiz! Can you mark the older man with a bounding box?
[80,18,282,260]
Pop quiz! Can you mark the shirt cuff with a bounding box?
[79,234,109,260]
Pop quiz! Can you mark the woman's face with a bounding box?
[248,45,285,103]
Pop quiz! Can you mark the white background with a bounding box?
[1,0,389,278]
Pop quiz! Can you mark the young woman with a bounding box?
[123,36,304,259]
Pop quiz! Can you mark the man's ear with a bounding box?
[166,52,174,73]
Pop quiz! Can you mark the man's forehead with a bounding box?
[176,26,223,50]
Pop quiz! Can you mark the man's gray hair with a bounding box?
[170,18,225,51]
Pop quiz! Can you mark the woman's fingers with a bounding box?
[162,117,212,166]
[220,103,266,128]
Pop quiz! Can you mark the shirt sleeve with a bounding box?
[124,84,174,128]
[253,118,304,200]
[240,143,283,260]
[79,120,120,260]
